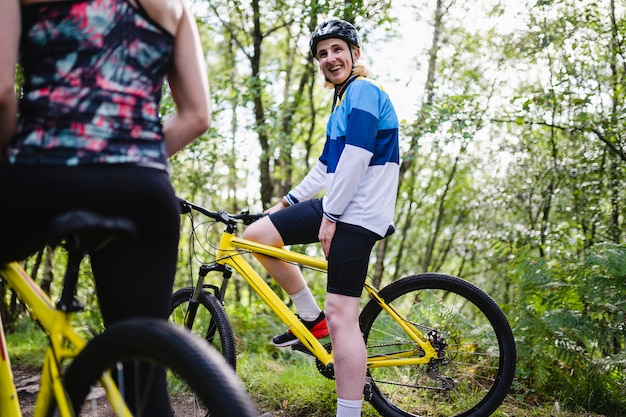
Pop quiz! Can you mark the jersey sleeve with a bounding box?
[287,159,327,204]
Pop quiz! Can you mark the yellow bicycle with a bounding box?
[171,197,517,417]
[0,210,257,417]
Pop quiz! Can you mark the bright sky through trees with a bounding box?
[368,0,527,123]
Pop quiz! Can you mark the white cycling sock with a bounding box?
[336,398,362,417]
[290,287,322,322]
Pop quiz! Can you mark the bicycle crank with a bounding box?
[315,343,335,379]
[290,341,335,379]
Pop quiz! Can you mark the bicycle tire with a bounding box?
[61,318,256,417]
[359,273,516,417]
[170,287,237,369]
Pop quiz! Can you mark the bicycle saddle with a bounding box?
[47,210,138,252]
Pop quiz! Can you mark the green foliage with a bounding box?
[509,243,626,416]
[5,317,47,367]
[238,350,384,417]
[1,248,104,339]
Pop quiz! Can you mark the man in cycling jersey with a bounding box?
[243,18,400,417]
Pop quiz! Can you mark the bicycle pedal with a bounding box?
[290,342,314,356]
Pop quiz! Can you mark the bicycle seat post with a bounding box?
[48,211,138,313]
[57,237,87,313]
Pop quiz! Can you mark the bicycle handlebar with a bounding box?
[178,198,266,226]
[179,197,396,237]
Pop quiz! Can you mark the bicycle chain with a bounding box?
[309,339,454,392]
[366,341,419,349]
[369,377,452,392]
[365,335,456,392]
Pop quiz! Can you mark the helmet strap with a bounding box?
[331,74,359,112]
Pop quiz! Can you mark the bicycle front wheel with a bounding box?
[360,273,516,417]
[170,287,237,369]
[62,318,256,417]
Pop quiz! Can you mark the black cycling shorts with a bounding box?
[0,163,180,325]
[269,198,380,297]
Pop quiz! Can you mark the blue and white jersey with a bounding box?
[287,76,400,237]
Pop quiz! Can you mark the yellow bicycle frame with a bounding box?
[0,262,132,417]
[214,232,440,369]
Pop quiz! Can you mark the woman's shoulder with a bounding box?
[20,0,184,36]
[133,0,183,36]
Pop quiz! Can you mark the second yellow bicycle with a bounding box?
[170,198,517,417]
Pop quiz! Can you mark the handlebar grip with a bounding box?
[177,196,266,225]
[179,198,192,214]
[241,213,267,225]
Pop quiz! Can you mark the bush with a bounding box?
[509,243,626,416]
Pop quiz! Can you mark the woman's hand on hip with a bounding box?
[319,217,336,259]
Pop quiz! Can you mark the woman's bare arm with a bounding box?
[0,0,19,150]
[162,2,211,156]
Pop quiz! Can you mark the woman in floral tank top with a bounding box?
[0,0,211,413]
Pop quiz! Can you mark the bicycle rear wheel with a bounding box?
[170,287,237,369]
[360,273,516,417]
[62,318,256,417]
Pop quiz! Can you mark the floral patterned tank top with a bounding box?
[9,0,174,169]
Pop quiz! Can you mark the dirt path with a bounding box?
[14,365,276,417]
[14,365,43,416]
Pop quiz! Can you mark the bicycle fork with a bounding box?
[184,263,231,342]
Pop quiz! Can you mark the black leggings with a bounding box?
[0,163,180,415]
[0,163,180,325]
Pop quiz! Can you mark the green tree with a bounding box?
[498,0,626,256]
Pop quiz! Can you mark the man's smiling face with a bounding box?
[316,38,360,86]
